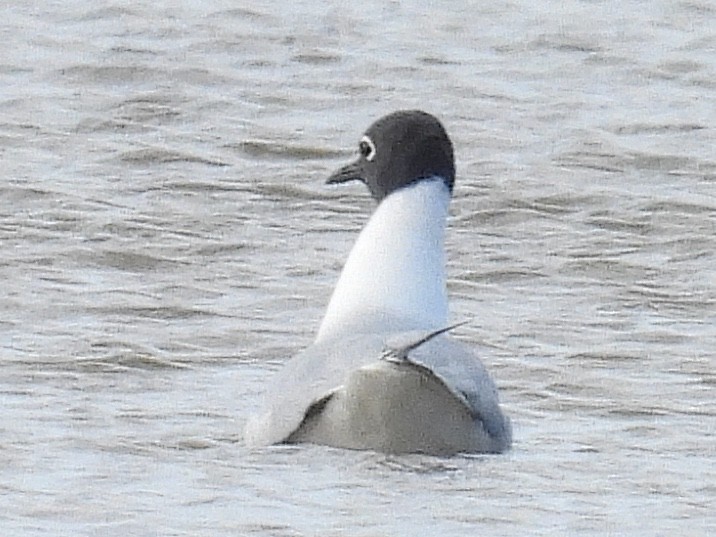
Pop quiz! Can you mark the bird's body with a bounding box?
[244,110,512,455]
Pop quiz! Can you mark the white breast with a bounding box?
[316,178,450,342]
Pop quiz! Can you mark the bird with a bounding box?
[244,110,512,455]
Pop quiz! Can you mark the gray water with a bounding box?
[1,1,715,535]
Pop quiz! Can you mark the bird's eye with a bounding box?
[359,136,376,162]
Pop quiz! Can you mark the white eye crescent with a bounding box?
[359,135,376,162]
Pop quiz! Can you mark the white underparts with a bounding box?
[316,178,450,342]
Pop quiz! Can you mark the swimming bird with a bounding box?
[244,110,512,455]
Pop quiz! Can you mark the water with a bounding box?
[1,1,714,535]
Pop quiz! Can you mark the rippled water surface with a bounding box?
[1,1,715,535]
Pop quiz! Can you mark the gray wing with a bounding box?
[394,333,512,449]
[244,332,386,446]
[245,329,511,450]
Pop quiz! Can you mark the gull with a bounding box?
[244,110,512,455]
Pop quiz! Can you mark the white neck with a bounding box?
[316,179,450,343]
